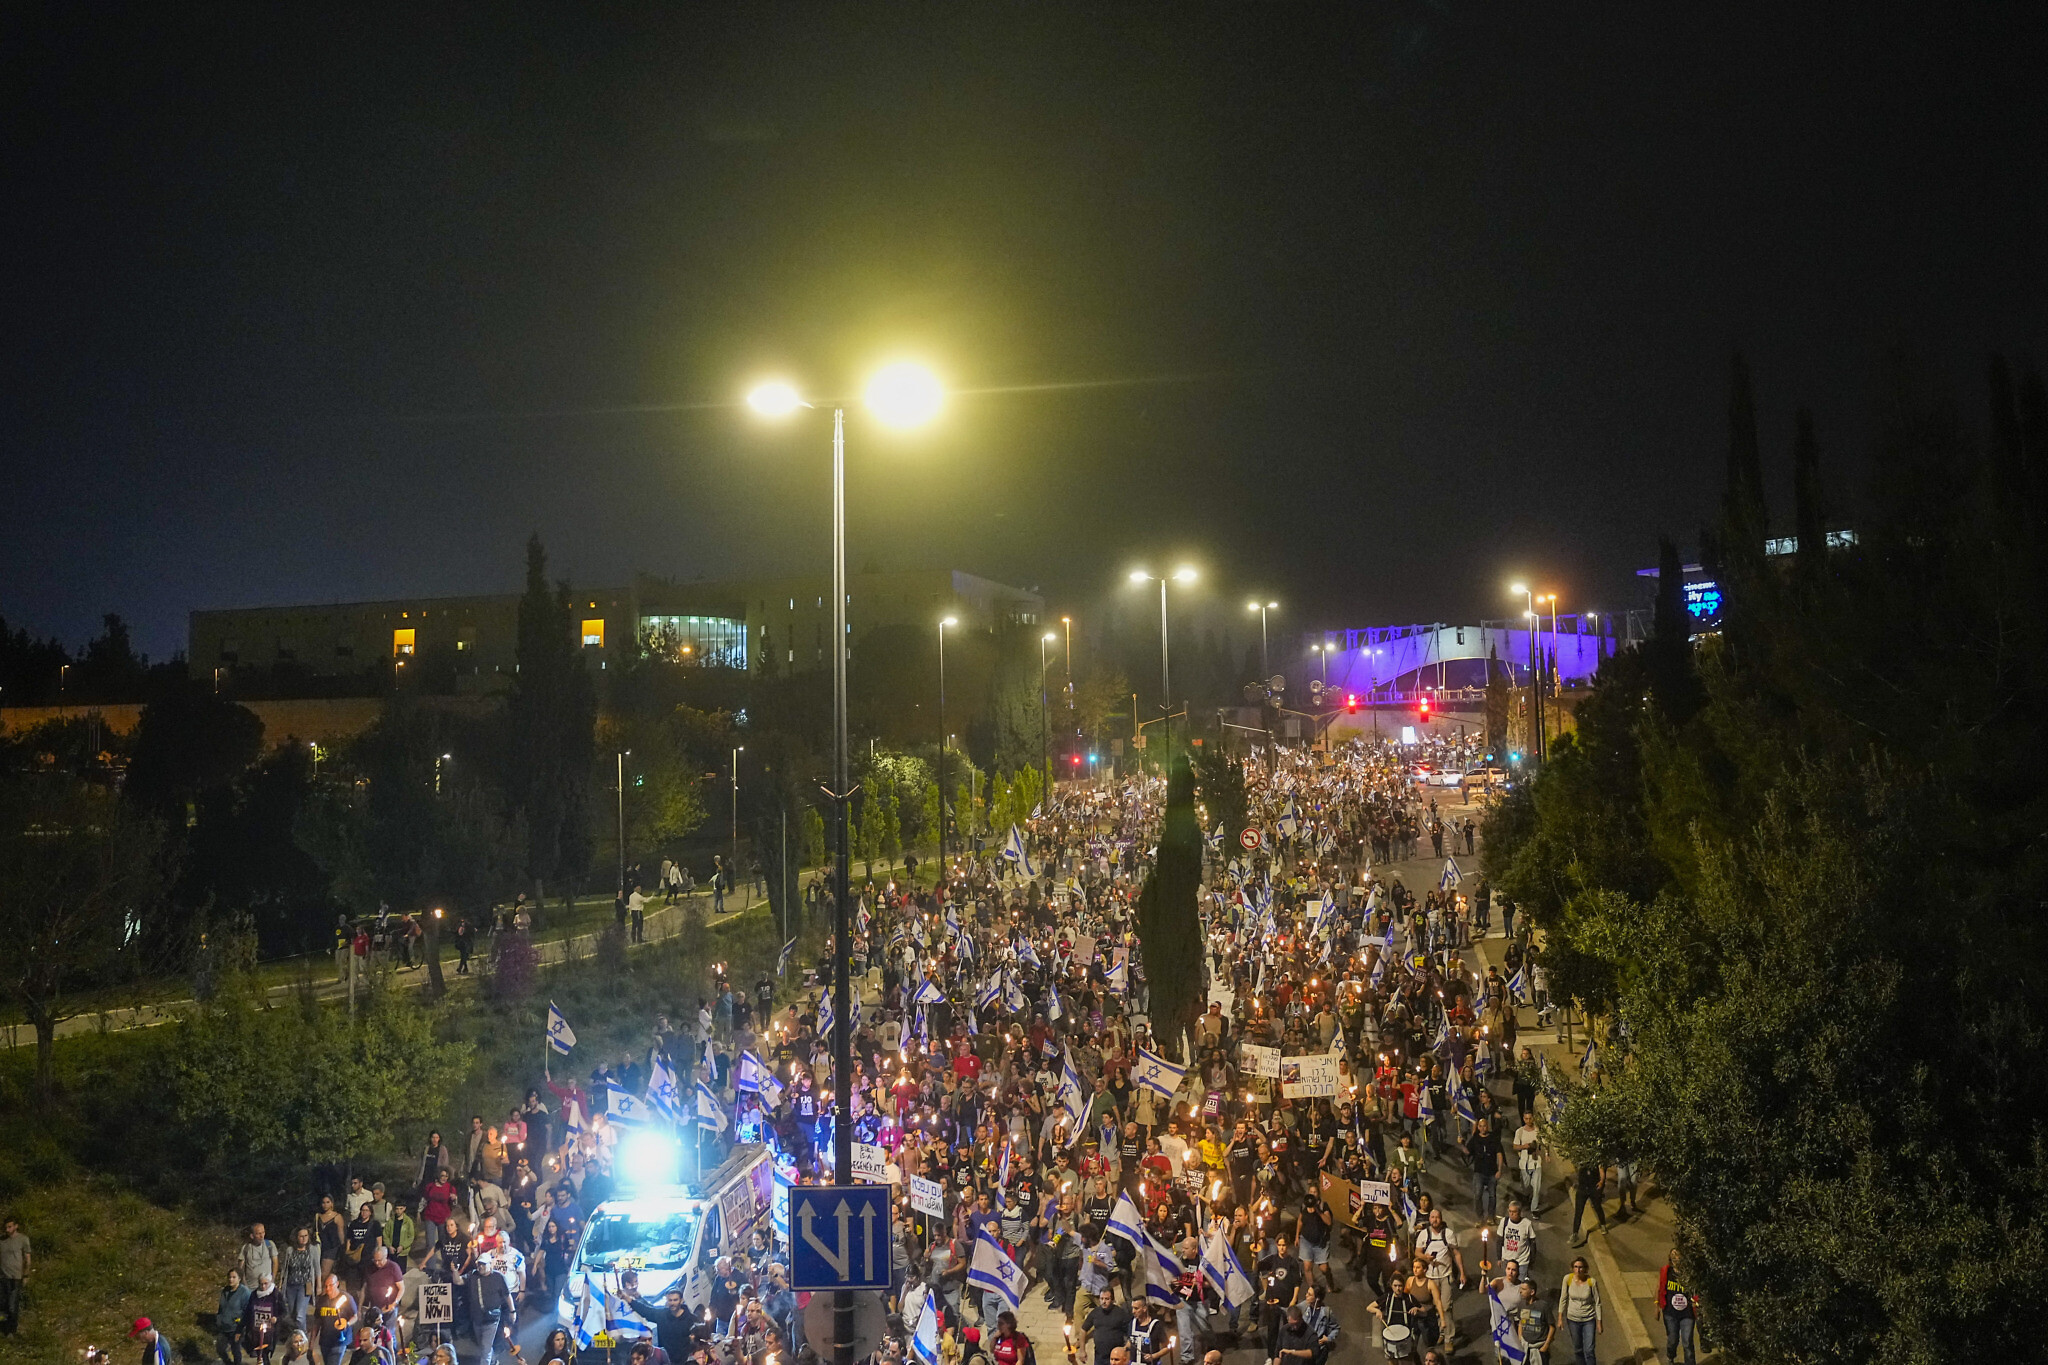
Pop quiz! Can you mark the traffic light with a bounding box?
[1417,695,1432,721]
[1345,693,1359,713]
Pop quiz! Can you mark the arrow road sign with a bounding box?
[789,1184,893,1291]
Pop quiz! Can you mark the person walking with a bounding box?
[1557,1258,1601,1365]
[1569,1161,1607,1246]
[0,1217,28,1336]
[1657,1247,1699,1365]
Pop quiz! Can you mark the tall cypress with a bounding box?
[1723,352,1769,581]
[1792,408,1826,580]
[1645,537,1702,724]
[508,536,596,905]
[1135,746,1204,1061]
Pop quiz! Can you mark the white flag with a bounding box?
[547,1001,577,1055]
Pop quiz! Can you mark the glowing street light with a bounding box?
[1247,600,1279,676]
[744,363,942,1358]
[1129,567,1197,746]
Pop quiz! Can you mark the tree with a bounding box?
[1134,747,1203,1060]
[174,980,472,1171]
[507,536,596,904]
[1074,667,1130,749]
[1190,743,1248,843]
[0,775,164,1096]
[126,681,265,819]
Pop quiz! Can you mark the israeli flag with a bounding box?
[1440,858,1462,890]
[999,824,1038,878]
[645,1054,682,1121]
[1201,1229,1255,1311]
[1580,1038,1598,1073]
[913,1004,929,1043]
[857,903,872,937]
[1106,1190,1149,1248]
[778,937,797,977]
[1057,1050,1088,1135]
[1014,936,1041,967]
[546,1001,577,1056]
[910,1285,940,1365]
[1003,972,1029,1014]
[1106,958,1128,995]
[914,977,946,1006]
[736,1051,772,1093]
[1489,1286,1530,1364]
[695,1078,727,1132]
[945,904,962,938]
[1046,981,1063,1023]
[958,929,976,963]
[1417,1081,1435,1122]
[573,1275,606,1349]
[998,1142,1011,1189]
[815,993,835,1039]
[976,975,1003,1013]
[967,1230,1025,1311]
[1455,1085,1478,1124]
[1134,1047,1189,1100]
[1141,1231,1187,1306]
[563,1097,584,1144]
[606,1084,650,1125]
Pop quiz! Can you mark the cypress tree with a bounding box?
[508,536,596,906]
[1792,408,1826,580]
[1135,746,1204,1061]
[1723,352,1769,582]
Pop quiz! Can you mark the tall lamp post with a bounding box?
[747,363,942,1365]
[1509,583,1544,762]
[730,745,744,905]
[1039,631,1057,796]
[937,615,956,867]
[1130,566,1197,745]
[1247,600,1278,678]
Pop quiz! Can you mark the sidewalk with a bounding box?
[0,880,786,1051]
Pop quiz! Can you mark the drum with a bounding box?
[1380,1322,1413,1359]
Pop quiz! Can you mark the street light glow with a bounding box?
[1509,582,1528,595]
[747,381,805,418]
[941,616,957,627]
[864,362,943,427]
[1172,566,1197,583]
[1044,632,1058,642]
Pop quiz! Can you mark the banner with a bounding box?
[1241,1043,1281,1079]
[909,1175,946,1218]
[851,1142,890,1183]
[1281,1053,1340,1098]
[1317,1172,1358,1229]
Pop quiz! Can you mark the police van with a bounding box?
[558,1142,784,1332]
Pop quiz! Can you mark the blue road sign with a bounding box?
[788,1184,893,1292]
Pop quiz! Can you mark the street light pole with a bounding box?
[1132,567,1196,746]
[937,616,954,869]
[748,369,941,1365]
[1511,584,1544,763]
[1039,632,1056,797]
[731,745,744,906]
[616,750,627,904]
[1247,601,1277,678]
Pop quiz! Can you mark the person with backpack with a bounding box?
[1657,1247,1700,1365]
[989,1310,1034,1365]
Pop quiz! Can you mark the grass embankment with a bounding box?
[0,892,836,1365]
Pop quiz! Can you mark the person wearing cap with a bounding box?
[130,1316,172,1365]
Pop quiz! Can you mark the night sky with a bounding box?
[7,4,2046,660]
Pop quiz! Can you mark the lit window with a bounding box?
[393,628,416,656]
[582,619,606,647]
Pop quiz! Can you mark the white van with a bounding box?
[557,1143,780,1331]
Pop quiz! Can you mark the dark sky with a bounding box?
[6,3,2046,660]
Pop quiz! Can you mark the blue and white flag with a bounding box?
[1105,1190,1149,1249]
[1440,857,1462,890]
[1140,1231,1187,1306]
[547,1001,578,1056]
[1106,957,1128,995]
[695,1078,727,1132]
[815,993,835,1040]
[645,1054,682,1121]
[1201,1229,1255,1311]
[1417,1081,1435,1122]
[1014,936,1041,968]
[998,1142,1011,1189]
[1580,1038,1598,1073]
[1056,1049,1088,1137]
[573,1276,607,1350]
[1489,1286,1530,1364]
[958,929,976,963]
[976,975,1003,1013]
[914,977,946,1006]
[563,1097,584,1144]
[1134,1047,1189,1101]
[1046,981,1063,1022]
[967,1230,1026,1311]
[606,1084,650,1125]
[999,824,1038,878]
[1003,972,1029,1014]
[910,1285,940,1365]
[779,937,797,977]
[736,1051,773,1093]
[857,902,871,937]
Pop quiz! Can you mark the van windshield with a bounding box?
[579,1207,702,1271]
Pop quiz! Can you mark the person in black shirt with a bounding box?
[619,1284,704,1364]
[1081,1283,1132,1365]
[1226,1123,1259,1209]
[1257,1235,1302,1365]
[1465,1117,1504,1222]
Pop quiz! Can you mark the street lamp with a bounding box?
[1247,601,1279,677]
[615,748,632,905]
[1542,593,1560,695]
[1039,631,1058,795]
[1310,641,1329,686]
[747,366,942,1303]
[731,745,745,907]
[1509,583,1544,762]
[937,616,956,866]
[1130,566,1197,744]
[1060,615,1074,712]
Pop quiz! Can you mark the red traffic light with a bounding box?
[1418,695,1433,720]
[1346,693,1359,713]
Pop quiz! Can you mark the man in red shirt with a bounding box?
[951,1039,982,1084]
